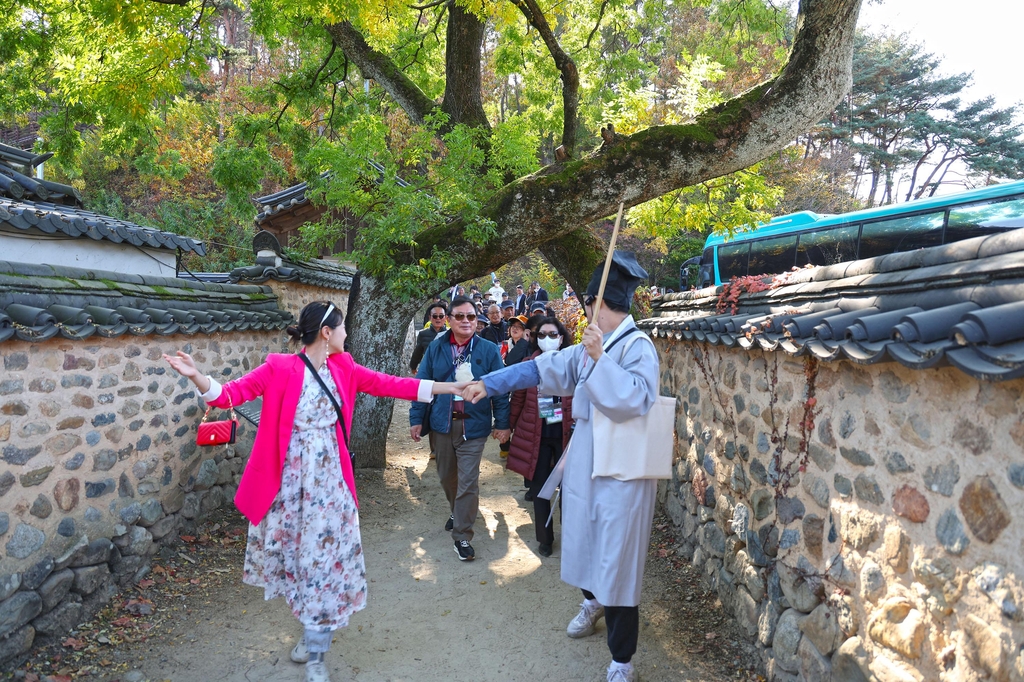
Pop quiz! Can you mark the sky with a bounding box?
[857,0,1022,111]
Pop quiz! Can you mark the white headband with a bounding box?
[319,303,335,327]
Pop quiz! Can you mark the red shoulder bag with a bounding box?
[196,392,238,446]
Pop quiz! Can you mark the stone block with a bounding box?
[72,564,111,595]
[803,515,824,560]
[772,608,806,673]
[935,508,971,556]
[959,476,1011,543]
[20,557,54,590]
[802,474,830,511]
[193,458,220,490]
[0,625,34,666]
[830,636,870,682]
[891,485,929,523]
[962,613,1012,681]
[114,526,153,557]
[883,526,910,574]
[751,488,774,520]
[834,474,852,499]
[923,460,959,497]
[29,494,52,519]
[971,562,1020,621]
[19,465,53,487]
[777,497,805,524]
[181,492,200,519]
[6,523,45,559]
[733,586,758,640]
[853,474,884,505]
[69,538,114,568]
[840,509,879,551]
[200,486,225,516]
[777,560,822,613]
[0,591,42,639]
[0,573,20,601]
[38,568,74,611]
[860,560,886,603]
[798,635,832,681]
[800,602,841,656]
[161,486,185,514]
[31,595,83,637]
[138,499,163,527]
[53,478,81,512]
[148,514,179,541]
[883,450,913,474]
[867,597,925,659]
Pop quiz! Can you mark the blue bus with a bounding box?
[692,179,1024,288]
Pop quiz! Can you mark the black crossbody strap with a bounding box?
[299,354,350,451]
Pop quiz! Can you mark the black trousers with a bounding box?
[529,438,563,545]
[581,589,639,663]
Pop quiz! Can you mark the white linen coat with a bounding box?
[485,317,660,606]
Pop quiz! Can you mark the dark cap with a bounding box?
[500,300,514,309]
[529,302,548,314]
[585,251,648,310]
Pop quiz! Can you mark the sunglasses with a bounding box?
[431,313,446,319]
[584,295,596,307]
[451,313,477,322]
[535,331,561,339]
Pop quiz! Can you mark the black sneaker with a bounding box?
[525,490,535,502]
[454,540,475,561]
[538,543,553,557]
[445,514,454,532]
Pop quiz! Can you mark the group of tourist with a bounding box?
[163,255,657,682]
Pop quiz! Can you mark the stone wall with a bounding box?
[0,331,290,664]
[656,338,1024,682]
[261,280,350,322]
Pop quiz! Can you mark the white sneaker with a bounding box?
[305,659,331,682]
[566,601,605,638]
[290,636,309,663]
[606,662,636,682]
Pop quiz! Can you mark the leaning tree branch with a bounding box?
[511,0,579,157]
[400,0,864,285]
[325,21,439,125]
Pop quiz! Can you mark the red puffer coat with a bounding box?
[507,351,573,480]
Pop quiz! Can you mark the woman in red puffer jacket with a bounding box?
[507,316,574,557]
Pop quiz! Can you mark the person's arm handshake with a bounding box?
[461,380,488,404]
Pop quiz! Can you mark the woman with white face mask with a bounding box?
[506,317,574,557]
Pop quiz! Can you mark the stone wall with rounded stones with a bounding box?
[654,336,1024,682]
[261,279,350,325]
[0,331,289,665]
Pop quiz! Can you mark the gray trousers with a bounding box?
[433,418,487,542]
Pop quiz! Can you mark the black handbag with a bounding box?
[299,354,352,458]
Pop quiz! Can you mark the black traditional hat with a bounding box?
[585,251,648,311]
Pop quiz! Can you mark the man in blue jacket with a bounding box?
[410,296,511,561]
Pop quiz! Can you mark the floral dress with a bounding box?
[242,364,366,631]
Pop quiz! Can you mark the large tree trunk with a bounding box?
[345,274,422,468]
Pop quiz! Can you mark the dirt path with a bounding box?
[7,403,760,682]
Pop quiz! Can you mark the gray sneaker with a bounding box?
[566,601,604,638]
[607,663,636,682]
[290,636,309,663]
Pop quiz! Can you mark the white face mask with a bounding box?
[538,337,561,353]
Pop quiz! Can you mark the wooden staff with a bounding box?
[591,201,625,322]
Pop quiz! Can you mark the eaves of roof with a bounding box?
[0,197,206,255]
[228,258,355,291]
[640,227,1024,382]
[0,260,292,344]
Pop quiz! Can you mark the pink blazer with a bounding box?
[206,352,422,525]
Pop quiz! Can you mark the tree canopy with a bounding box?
[1,0,866,463]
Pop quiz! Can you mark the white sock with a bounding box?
[609,660,633,672]
[584,598,601,609]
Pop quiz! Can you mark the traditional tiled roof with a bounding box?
[0,260,292,344]
[229,257,355,290]
[0,197,206,255]
[640,227,1024,381]
[254,161,407,224]
[0,142,81,205]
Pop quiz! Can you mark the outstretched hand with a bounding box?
[461,380,488,404]
[163,351,199,379]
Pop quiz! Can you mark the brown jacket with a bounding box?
[507,351,573,480]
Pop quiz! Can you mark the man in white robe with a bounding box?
[464,252,658,682]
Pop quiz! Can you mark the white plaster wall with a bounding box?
[0,231,176,277]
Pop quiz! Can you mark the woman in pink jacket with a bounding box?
[165,301,463,682]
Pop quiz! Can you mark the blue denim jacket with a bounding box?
[409,330,510,438]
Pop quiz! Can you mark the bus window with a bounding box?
[946,196,1024,243]
[795,224,860,266]
[717,243,750,281]
[747,235,798,277]
[859,211,944,259]
[698,247,715,288]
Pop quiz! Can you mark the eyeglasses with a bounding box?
[450,313,477,322]
[535,331,561,339]
[431,313,446,319]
